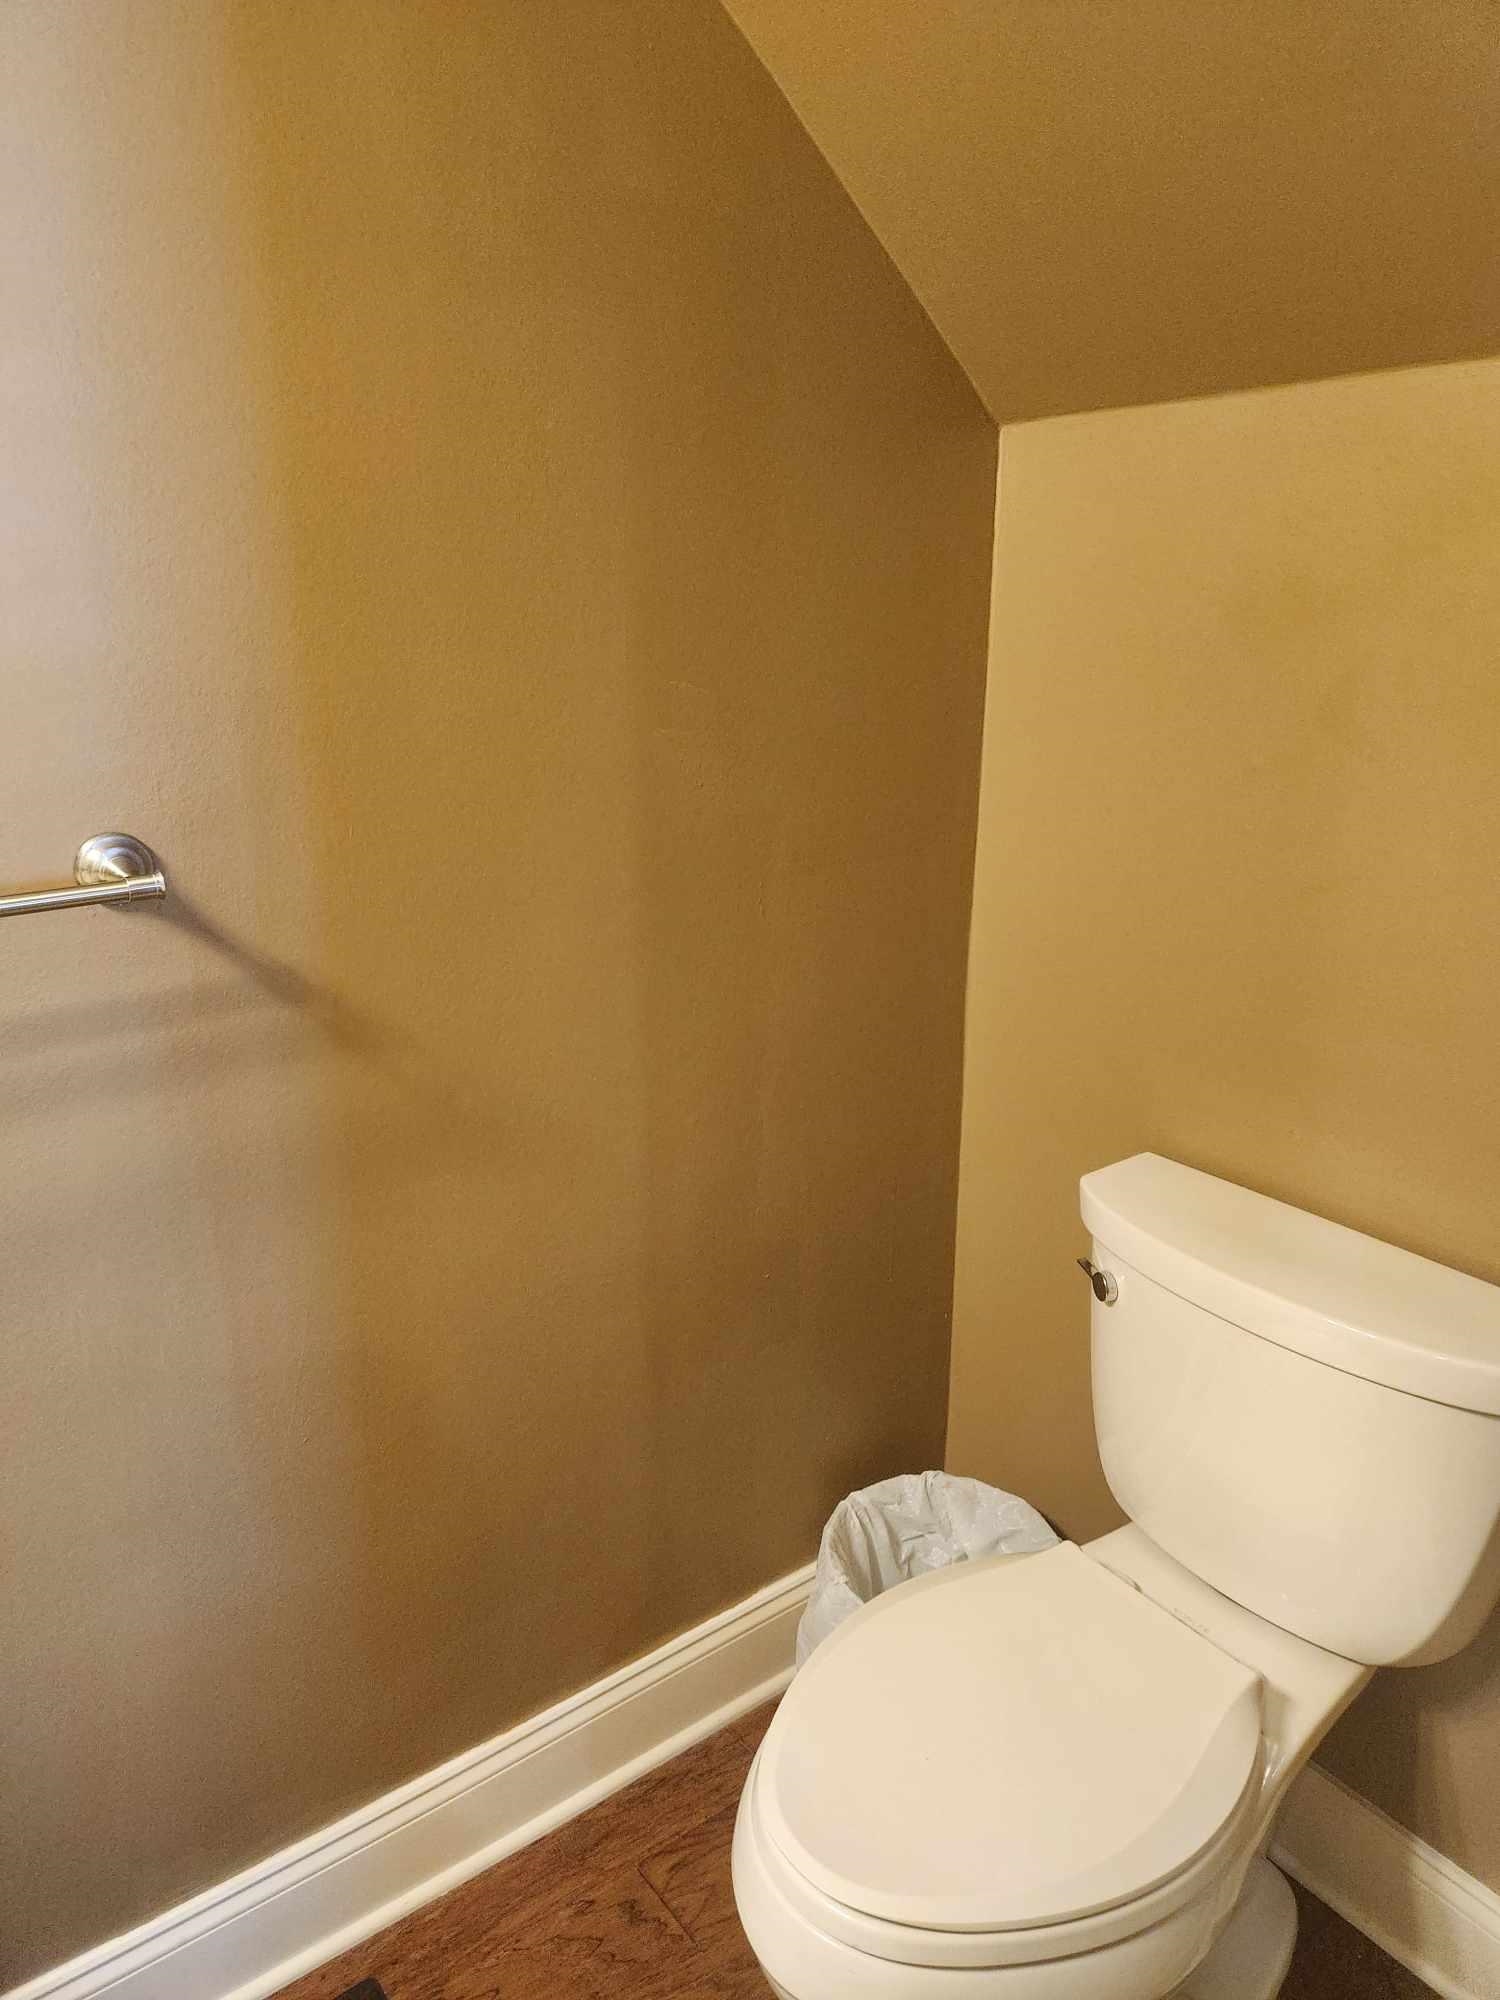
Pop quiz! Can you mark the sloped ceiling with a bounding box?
[722,0,1500,421]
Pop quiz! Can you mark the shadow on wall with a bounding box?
[1324,1597,1500,1872]
[224,0,993,1783]
[0,896,518,1153]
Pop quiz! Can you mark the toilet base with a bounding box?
[1177,1861,1297,2000]
[754,1860,1296,2000]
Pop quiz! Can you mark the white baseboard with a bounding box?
[1273,1761,1500,2000]
[7,1564,813,2000]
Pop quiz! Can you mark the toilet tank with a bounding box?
[1081,1155,1500,1666]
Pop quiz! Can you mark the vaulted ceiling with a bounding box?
[723,0,1500,421]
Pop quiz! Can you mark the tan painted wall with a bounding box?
[950,357,1500,1888]
[723,0,1500,421]
[0,1,995,1977]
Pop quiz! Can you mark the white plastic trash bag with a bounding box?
[796,1470,1058,1666]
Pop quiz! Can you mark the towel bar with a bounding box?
[0,833,167,919]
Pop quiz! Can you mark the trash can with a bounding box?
[797,1470,1057,1665]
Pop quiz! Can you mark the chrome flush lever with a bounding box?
[1077,1257,1119,1306]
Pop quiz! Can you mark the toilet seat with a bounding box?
[756,1544,1264,1957]
[740,1735,1265,1973]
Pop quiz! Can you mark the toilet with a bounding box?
[733,1153,1500,2000]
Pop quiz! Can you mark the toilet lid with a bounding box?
[760,1542,1262,1934]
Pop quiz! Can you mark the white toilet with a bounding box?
[733,1153,1500,2000]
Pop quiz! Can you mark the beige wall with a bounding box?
[950,357,1500,1887]
[0,1,995,1977]
[724,0,1500,421]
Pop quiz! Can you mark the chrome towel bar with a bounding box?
[0,833,167,919]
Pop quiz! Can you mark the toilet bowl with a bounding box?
[734,1154,1500,2000]
[734,1531,1363,2000]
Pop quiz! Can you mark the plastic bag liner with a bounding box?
[796,1471,1059,1666]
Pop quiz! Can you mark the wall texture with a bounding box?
[723,0,1500,421]
[949,357,1500,1888]
[0,1,995,1977]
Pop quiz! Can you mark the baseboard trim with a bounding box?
[7,1564,813,2000]
[1273,1761,1500,2000]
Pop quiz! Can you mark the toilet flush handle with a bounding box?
[1077,1257,1119,1306]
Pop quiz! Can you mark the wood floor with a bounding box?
[273,1701,1435,2000]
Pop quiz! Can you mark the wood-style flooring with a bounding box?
[273,1701,1435,2000]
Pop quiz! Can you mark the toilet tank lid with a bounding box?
[1081,1154,1500,1416]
